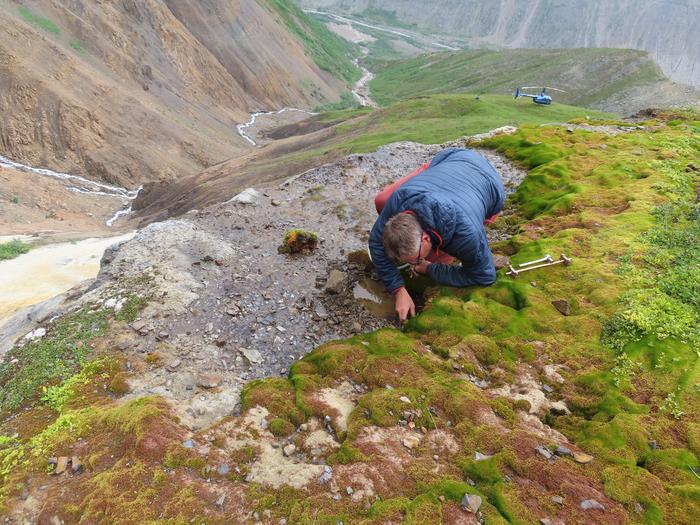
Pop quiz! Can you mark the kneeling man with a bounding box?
[369,148,505,321]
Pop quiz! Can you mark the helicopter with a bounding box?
[514,86,566,105]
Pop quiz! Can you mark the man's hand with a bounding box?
[394,287,416,322]
[413,260,432,274]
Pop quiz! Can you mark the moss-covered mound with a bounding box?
[1,109,699,523]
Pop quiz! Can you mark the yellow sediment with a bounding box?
[0,233,134,322]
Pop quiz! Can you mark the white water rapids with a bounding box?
[0,154,141,226]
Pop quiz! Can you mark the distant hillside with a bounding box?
[369,48,700,114]
[295,0,700,88]
[0,0,357,186]
[132,93,611,221]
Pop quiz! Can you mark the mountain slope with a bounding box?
[0,0,355,186]
[295,0,700,88]
[369,48,700,114]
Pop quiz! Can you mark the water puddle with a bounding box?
[0,233,134,323]
[353,277,396,319]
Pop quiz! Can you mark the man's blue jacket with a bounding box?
[369,148,505,292]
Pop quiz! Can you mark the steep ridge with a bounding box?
[0,0,351,187]
[295,0,700,88]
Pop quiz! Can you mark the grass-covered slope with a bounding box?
[2,110,699,523]
[369,48,683,112]
[259,0,360,85]
[320,94,611,155]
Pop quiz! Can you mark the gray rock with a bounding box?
[474,451,492,461]
[183,439,194,449]
[217,464,229,475]
[325,270,347,294]
[461,494,482,513]
[554,445,572,457]
[580,499,605,511]
[166,359,182,371]
[240,347,263,364]
[552,496,564,505]
[283,443,296,457]
[131,320,146,332]
[535,445,553,459]
[346,486,354,495]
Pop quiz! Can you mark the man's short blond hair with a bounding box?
[383,213,421,261]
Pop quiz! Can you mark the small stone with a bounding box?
[217,464,230,475]
[399,396,411,403]
[648,440,658,450]
[71,456,83,474]
[240,348,263,364]
[461,494,482,513]
[196,374,222,389]
[535,445,553,460]
[573,451,594,464]
[433,455,439,461]
[117,341,131,351]
[402,436,421,450]
[271,199,281,206]
[54,457,69,475]
[554,445,572,457]
[183,439,194,449]
[48,457,58,465]
[156,331,169,340]
[325,270,347,294]
[283,444,296,457]
[215,494,226,508]
[551,299,570,316]
[474,451,492,461]
[166,359,181,371]
[131,320,146,332]
[439,495,446,502]
[466,478,475,486]
[551,496,564,506]
[299,424,308,432]
[492,254,510,269]
[549,401,570,415]
[634,502,644,513]
[542,384,554,394]
[540,519,565,525]
[346,486,353,495]
[580,499,605,511]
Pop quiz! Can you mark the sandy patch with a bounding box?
[326,22,375,43]
[318,381,357,432]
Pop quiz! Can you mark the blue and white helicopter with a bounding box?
[514,86,566,105]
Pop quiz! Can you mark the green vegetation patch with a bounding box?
[18,6,60,35]
[0,239,30,261]
[369,48,666,109]
[259,0,359,85]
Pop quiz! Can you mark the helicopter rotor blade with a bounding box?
[544,87,567,93]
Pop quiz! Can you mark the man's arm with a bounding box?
[426,225,496,287]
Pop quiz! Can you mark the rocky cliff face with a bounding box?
[297,0,700,88]
[0,0,347,186]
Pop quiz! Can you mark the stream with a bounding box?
[0,154,141,227]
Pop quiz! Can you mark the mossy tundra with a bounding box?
[1,109,699,523]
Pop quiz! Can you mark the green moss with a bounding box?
[0,239,30,261]
[269,417,295,437]
[0,307,110,413]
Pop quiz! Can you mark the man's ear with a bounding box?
[422,232,430,243]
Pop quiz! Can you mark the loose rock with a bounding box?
[551,300,570,316]
[402,436,421,450]
[461,494,482,513]
[580,499,605,511]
